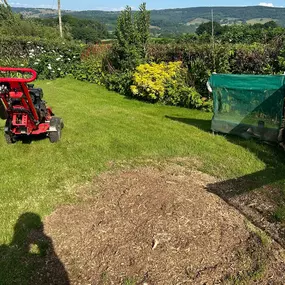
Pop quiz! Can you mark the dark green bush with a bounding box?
[73,61,104,85]
[104,71,134,95]
[73,44,110,84]
[148,42,283,97]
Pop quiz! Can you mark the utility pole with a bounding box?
[211,8,216,72]
[58,0,63,38]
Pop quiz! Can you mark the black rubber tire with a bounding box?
[4,133,16,144]
[49,117,63,143]
[4,119,16,144]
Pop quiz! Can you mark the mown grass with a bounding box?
[1,77,285,283]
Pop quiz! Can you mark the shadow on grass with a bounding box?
[167,115,285,244]
[0,213,70,285]
[20,134,48,144]
[166,116,285,196]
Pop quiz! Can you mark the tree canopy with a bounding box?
[38,15,109,43]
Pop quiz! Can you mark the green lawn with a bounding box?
[1,78,285,283]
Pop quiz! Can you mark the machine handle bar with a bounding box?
[0,67,37,83]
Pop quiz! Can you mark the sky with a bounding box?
[9,0,285,11]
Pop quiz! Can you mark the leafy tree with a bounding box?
[220,23,285,44]
[135,3,150,59]
[196,21,224,36]
[263,20,278,29]
[109,3,150,70]
[62,15,109,43]
[38,15,109,43]
[0,2,13,21]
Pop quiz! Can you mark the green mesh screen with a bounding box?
[210,74,285,142]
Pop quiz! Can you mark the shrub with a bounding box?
[81,44,111,61]
[148,42,284,97]
[28,45,81,80]
[131,61,182,101]
[104,71,134,95]
[229,43,275,74]
[73,60,104,85]
[73,44,110,84]
[131,61,212,111]
[0,37,83,80]
[167,85,212,111]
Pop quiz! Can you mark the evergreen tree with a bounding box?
[111,3,150,70]
[135,3,151,59]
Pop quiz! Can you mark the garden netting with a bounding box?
[209,74,285,142]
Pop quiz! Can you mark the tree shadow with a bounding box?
[0,212,70,285]
[167,115,285,243]
[166,115,285,199]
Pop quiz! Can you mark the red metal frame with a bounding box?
[0,67,53,136]
[0,67,37,83]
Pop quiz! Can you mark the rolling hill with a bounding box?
[12,6,285,35]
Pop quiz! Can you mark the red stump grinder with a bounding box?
[0,67,63,144]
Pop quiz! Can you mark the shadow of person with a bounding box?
[0,212,70,285]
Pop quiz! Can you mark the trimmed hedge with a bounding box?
[2,37,285,112]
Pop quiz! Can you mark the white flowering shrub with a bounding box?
[0,37,83,80]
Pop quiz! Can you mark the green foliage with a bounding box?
[182,21,285,45]
[219,23,285,44]
[0,8,60,40]
[229,43,277,74]
[3,3,285,113]
[73,60,104,84]
[167,84,211,111]
[73,44,110,84]
[196,21,223,36]
[0,37,83,80]
[104,71,134,95]
[39,15,109,43]
[87,3,151,97]
[0,3,12,21]
[130,62,212,111]
[123,278,137,285]
[28,45,81,80]
[148,42,283,97]
[110,3,150,71]
[10,5,285,37]
[135,3,151,59]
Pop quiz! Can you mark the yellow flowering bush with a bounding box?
[131,61,183,101]
[130,61,212,111]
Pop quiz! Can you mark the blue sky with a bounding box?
[9,0,284,11]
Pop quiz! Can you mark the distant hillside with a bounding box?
[12,6,285,35]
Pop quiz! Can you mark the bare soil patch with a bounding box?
[207,177,285,248]
[37,164,285,284]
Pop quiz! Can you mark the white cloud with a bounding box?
[259,2,274,7]
[10,2,53,8]
[93,6,137,11]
